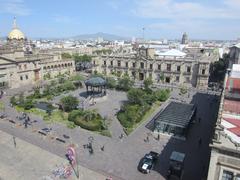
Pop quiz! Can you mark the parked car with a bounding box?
[167,151,185,180]
[138,151,159,173]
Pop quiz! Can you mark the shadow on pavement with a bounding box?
[151,92,220,180]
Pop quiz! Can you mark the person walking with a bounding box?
[13,136,16,148]
[198,138,202,147]
[101,145,105,151]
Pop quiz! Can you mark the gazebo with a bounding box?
[84,77,107,96]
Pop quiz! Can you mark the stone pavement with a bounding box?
[0,86,220,180]
[0,130,107,180]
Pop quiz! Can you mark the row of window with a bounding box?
[19,63,37,70]
[43,63,73,70]
[20,75,28,81]
[103,60,207,75]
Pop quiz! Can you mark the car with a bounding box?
[138,151,159,174]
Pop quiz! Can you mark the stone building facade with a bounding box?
[207,66,240,180]
[92,47,218,89]
[229,43,240,68]
[0,18,75,89]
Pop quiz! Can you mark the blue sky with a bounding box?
[0,0,240,40]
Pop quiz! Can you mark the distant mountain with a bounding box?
[71,32,129,41]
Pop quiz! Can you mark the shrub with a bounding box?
[68,110,104,131]
[180,86,187,95]
[106,77,117,89]
[73,118,103,131]
[22,99,34,110]
[10,96,17,106]
[154,89,170,102]
[116,76,133,91]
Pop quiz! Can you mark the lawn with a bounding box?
[0,102,5,110]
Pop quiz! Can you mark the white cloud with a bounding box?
[0,0,30,16]
[132,0,240,19]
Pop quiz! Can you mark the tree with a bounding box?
[60,95,79,112]
[116,76,134,91]
[154,89,170,102]
[143,77,153,91]
[61,53,72,59]
[82,110,97,121]
[74,54,92,63]
[106,77,116,89]
[209,53,229,83]
[127,88,146,105]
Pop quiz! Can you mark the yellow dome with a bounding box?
[8,28,25,40]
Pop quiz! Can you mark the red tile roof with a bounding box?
[228,127,240,136]
[224,99,240,114]
[223,117,240,127]
[226,78,240,93]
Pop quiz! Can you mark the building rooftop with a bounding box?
[155,101,195,128]
[156,49,186,57]
[84,77,106,87]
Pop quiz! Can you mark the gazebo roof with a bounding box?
[85,77,106,87]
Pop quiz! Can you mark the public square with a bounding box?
[0,84,220,180]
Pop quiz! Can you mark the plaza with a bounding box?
[0,82,221,180]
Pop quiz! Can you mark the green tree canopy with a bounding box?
[116,76,134,91]
[60,95,79,112]
[209,53,229,83]
[61,53,72,59]
[143,77,153,91]
[74,54,92,63]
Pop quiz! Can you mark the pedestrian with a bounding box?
[198,117,201,123]
[119,133,123,139]
[101,145,105,151]
[24,119,28,128]
[198,138,202,147]
[146,136,149,142]
[157,134,160,141]
[13,136,16,148]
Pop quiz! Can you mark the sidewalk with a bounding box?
[0,130,107,180]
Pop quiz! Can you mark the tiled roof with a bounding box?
[228,127,240,137]
[223,117,240,127]
[224,99,240,114]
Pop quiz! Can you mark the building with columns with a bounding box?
[92,46,219,89]
[0,18,75,89]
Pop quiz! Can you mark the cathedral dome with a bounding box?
[8,29,25,40]
[7,17,25,40]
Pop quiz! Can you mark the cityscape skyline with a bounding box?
[0,0,240,40]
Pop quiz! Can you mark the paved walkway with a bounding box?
[0,86,220,180]
[0,130,107,180]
